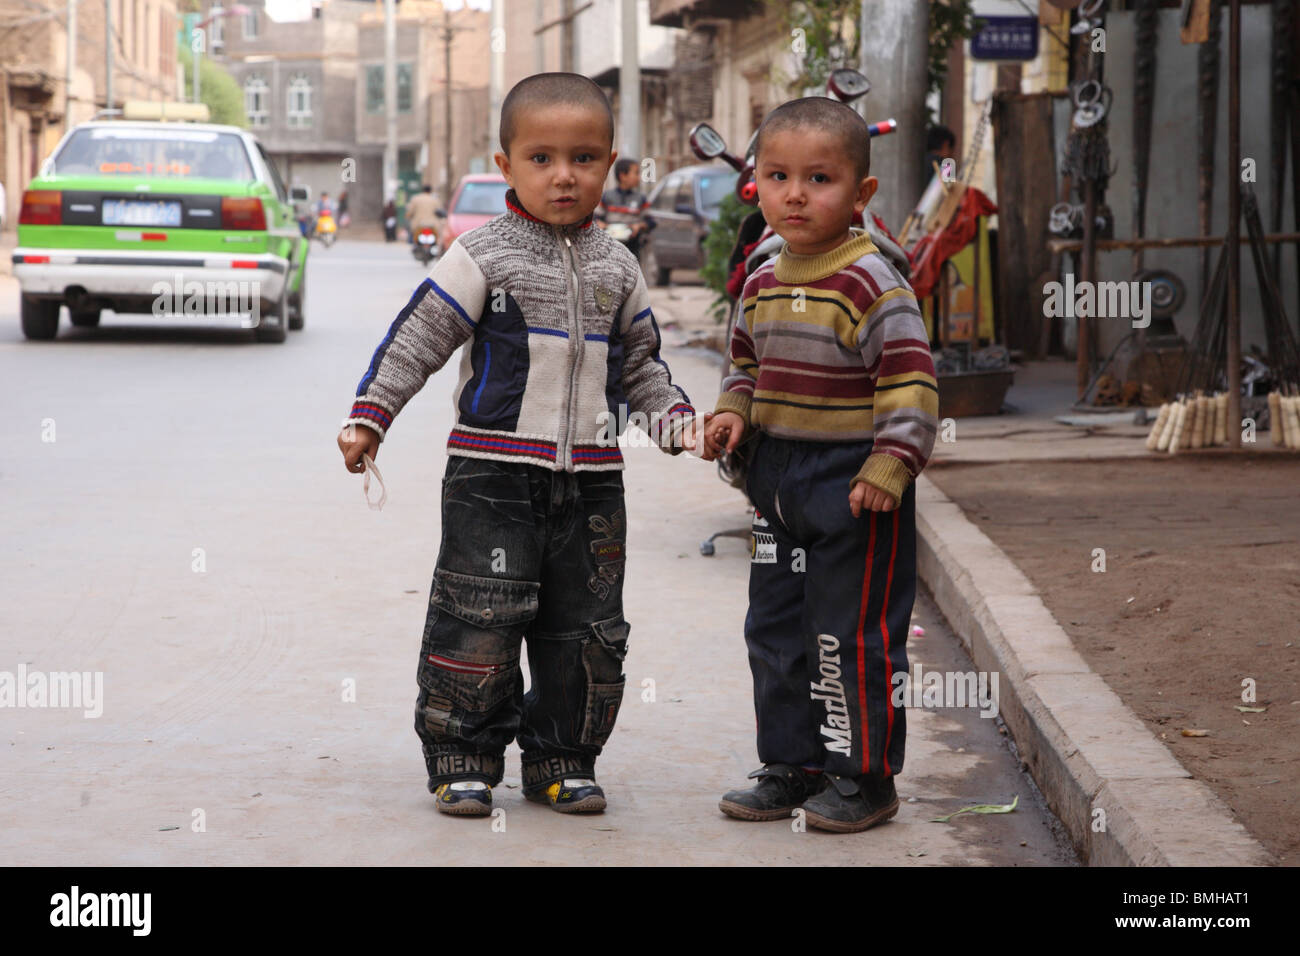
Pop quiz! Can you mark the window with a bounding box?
[365,63,414,114]
[52,127,255,181]
[244,75,268,127]
[397,63,413,113]
[675,177,695,212]
[243,7,259,39]
[287,75,312,128]
[258,144,288,200]
[651,176,681,211]
[211,15,224,49]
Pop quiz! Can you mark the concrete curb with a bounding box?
[914,475,1272,867]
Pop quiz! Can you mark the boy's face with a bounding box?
[494,104,616,228]
[617,166,640,190]
[755,126,878,256]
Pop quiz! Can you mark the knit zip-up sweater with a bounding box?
[714,229,938,502]
[345,188,694,472]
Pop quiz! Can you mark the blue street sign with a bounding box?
[969,15,1040,61]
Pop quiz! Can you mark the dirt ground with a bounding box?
[926,453,1300,865]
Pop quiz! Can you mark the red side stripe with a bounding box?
[855,512,877,774]
[880,514,900,776]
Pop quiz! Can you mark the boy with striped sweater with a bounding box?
[703,97,938,832]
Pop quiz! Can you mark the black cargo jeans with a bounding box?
[415,454,630,793]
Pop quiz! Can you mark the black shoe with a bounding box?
[524,778,607,814]
[719,764,828,821]
[432,780,493,816]
[803,773,899,832]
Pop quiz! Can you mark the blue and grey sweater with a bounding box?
[345,188,694,472]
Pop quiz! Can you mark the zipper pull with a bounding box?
[565,236,572,247]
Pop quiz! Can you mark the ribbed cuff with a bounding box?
[651,402,696,454]
[345,400,394,441]
[713,390,753,425]
[852,453,912,504]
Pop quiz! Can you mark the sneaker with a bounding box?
[719,764,828,821]
[525,778,607,814]
[802,773,899,833]
[433,780,493,816]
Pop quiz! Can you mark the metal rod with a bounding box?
[1048,231,1300,254]
[1227,0,1242,448]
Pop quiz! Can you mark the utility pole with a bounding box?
[858,0,927,232]
[105,0,114,112]
[384,0,398,206]
[65,0,77,131]
[444,4,452,207]
[1226,0,1242,447]
[535,1,591,73]
[489,0,503,156]
[618,0,639,160]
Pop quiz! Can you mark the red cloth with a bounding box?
[906,187,997,300]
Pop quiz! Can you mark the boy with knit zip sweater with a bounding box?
[703,97,938,832]
[337,74,697,816]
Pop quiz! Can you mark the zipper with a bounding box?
[555,227,584,471]
[426,653,504,688]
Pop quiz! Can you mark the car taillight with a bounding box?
[221,197,266,231]
[20,190,62,226]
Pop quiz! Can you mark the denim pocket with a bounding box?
[579,616,629,747]
[418,570,538,711]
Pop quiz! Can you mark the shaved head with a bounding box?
[499,72,615,157]
[754,97,871,182]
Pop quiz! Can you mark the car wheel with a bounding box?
[255,281,288,344]
[288,263,306,331]
[641,241,669,287]
[70,308,101,328]
[21,296,60,340]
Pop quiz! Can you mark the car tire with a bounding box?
[288,264,305,331]
[70,308,101,328]
[21,296,60,340]
[641,242,669,287]
[255,282,288,344]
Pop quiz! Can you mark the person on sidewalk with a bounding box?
[337,72,699,818]
[703,97,938,833]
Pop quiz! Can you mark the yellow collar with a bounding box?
[773,228,878,284]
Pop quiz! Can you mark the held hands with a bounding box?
[850,480,897,517]
[702,411,745,461]
[338,423,380,474]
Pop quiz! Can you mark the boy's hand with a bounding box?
[338,423,380,473]
[850,480,897,517]
[703,411,745,461]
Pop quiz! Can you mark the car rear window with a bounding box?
[453,181,508,215]
[52,127,256,181]
[699,171,739,213]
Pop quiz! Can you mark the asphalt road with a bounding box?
[0,238,1077,865]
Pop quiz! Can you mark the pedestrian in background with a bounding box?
[382,197,397,242]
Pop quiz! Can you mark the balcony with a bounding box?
[649,0,759,29]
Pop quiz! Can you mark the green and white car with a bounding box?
[13,115,309,342]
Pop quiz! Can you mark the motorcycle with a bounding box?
[314,210,337,248]
[412,226,439,266]
[689,67,904,498]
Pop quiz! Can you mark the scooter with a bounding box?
[315,210,337,248]
[411,226,439,266]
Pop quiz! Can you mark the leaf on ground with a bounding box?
[1180,729,1210,737]
[1234,706,1266,713]
[930,794,1018,823]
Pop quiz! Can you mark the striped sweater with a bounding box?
[344,188,694,472]
[714,229,939,502]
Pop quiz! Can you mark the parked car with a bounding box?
[640,163,738,286]
[12,107,309,343]
[436,173,509,247]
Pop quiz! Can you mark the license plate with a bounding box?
[102,199,182,227]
